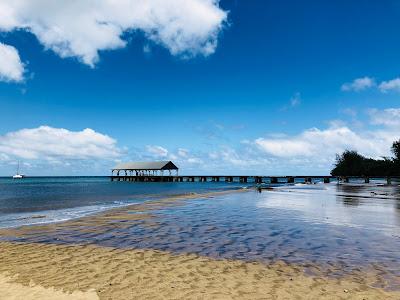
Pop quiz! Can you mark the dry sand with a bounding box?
[0,273,98,300]
[0,241,399,300]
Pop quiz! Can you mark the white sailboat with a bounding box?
[12,161,25,179]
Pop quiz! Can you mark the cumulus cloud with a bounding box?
[341,76,400,93]
[0,126,121,160]
[255,138,314,157]
[341,76,375,92]
[378,78,400,93]
[254,111,400,162]
[0,42,25,82]
[0,0,227,66]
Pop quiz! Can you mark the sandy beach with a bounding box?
[1,241,399,300]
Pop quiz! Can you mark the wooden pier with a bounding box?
[110,175,400,185]
[110,162,400,185]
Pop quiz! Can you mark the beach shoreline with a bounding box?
[0,186,251,230]
[1,184,400,299]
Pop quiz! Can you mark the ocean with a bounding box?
[0,176,246,228]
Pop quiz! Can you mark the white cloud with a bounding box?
[341,76,400,93]
[341,76,375,92]
[0,0,227,67]
[216,146,249,167]
[378,78,400,93]
[0,42,25,82]
[177,148,189,158]
[145,146,204,166]
[204,146,271,171]
[0,126,121,160]
[146,145,169,158]
[255,138,314,157]
[186,157,203,164]
[255,114,400,161]
[369,108,400,127]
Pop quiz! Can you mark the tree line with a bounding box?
[331,140,400,176]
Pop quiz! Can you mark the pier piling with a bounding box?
[110,175,400,185]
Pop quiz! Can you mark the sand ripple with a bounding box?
[0,242,399,300]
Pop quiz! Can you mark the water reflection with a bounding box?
[258,183,400,235]
[341,196,360,206]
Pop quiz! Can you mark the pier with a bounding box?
[110,175,400,185]
[111,161,399,185]
[110,175,330,183]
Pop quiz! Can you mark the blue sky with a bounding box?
[0,0,400,175]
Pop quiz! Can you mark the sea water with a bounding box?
[0,176,246,228]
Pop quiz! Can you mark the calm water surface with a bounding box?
[0,176,245,228]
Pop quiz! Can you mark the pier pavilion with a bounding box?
[112,161,179,177]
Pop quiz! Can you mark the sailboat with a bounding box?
[12,161,25,179]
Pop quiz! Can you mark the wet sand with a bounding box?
[1,241,399,300]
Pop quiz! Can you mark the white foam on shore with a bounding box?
[0,201,140,229]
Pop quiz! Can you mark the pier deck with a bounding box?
[110,175,400,184]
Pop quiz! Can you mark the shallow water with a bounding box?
[1,181,400,287]
[0,176,246,228]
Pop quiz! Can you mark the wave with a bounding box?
[0,201,140,229]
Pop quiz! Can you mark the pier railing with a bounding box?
[110,175,400,185]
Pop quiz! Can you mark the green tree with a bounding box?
[331,150,366,176]
[331,140,400,176]
[392,139,400,161]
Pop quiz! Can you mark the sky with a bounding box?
[0,0,400,176]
